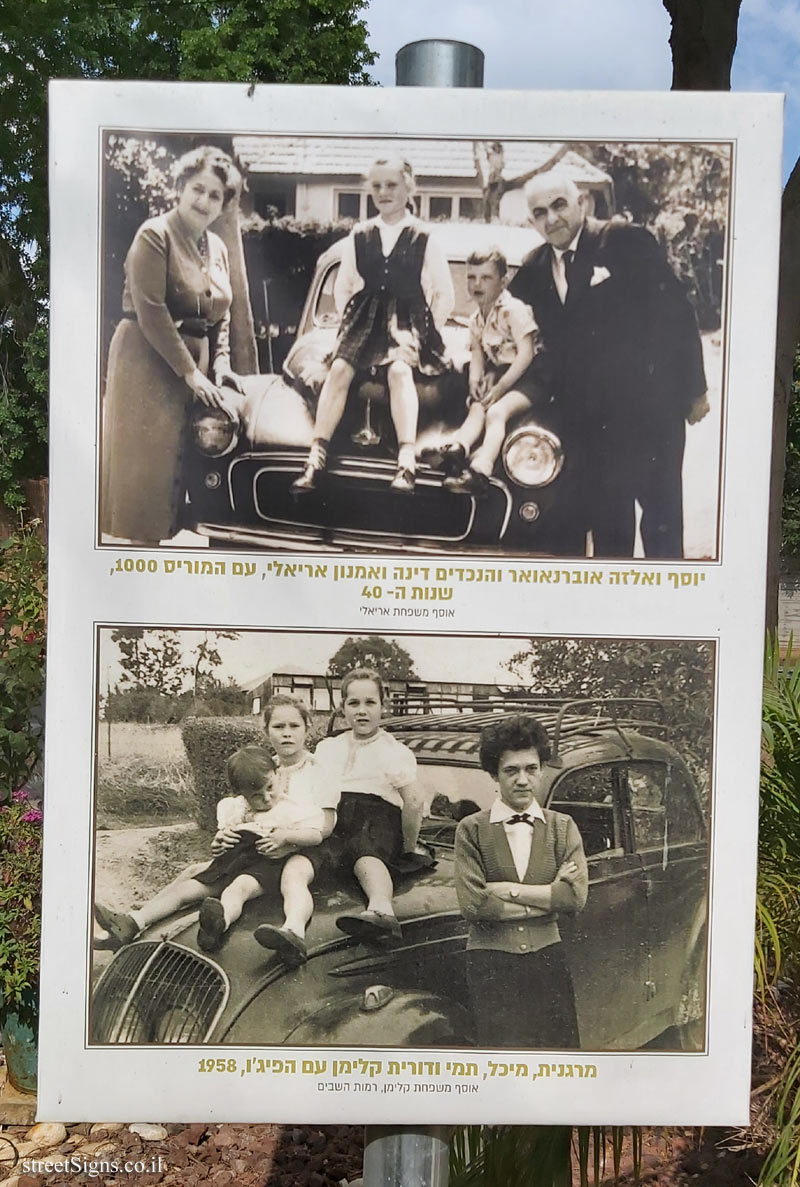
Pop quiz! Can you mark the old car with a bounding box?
[183,223,577,556]
[91,697,709,1052]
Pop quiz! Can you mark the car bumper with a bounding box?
[189,449,522,554]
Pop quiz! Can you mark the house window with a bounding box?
[337,191,361,220]
[458,196,483,221]
[429,196,453,221]
[254,183,295,219]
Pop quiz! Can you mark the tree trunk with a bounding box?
[663,0,742,90]
[769,165,800,633]
[664,0,788,630]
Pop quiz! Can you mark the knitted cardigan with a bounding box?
[454,807,588,953]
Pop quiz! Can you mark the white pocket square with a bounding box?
[590,266,611,286]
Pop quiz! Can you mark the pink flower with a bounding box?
[12,789,29,802]
[21,809,43,824]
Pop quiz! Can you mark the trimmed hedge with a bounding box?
[181,715,264,830]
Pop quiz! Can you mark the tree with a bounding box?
[505,638,714,785]
[110,627,188,696]
[186,630,240,699]
[661,0,793,626]
[327,636,419,683]
[0,0,375,507]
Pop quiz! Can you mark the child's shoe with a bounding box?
[94,903,138,948]
[443,468,490,497]
[197,898,227,952]
[253,924,308,969]
[336,910,403,947]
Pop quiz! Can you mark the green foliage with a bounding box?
[0,789,42,1008]
[0,0,375,507]
[759,635,800,982]
[781,351,800,555]
[327,636,419,682]
[181,715,264,829]
[0,525,46,795]
[449,1125,639,1187]
[505,638,714,790]
[759,1043,800,1187]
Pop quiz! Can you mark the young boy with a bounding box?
[94,746,330,953]
[436,249,541,497]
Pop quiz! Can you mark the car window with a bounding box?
[313,263,340,328]
[548,764,621,857]
[625,761,706,852]
[417,763,496,817]
[626,763,667,850]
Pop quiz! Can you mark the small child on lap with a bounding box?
[94,746,329,954]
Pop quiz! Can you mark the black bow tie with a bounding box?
[506,812,534,826]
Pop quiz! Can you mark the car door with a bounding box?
[546,762,653,1050]
[624,759,708,1036]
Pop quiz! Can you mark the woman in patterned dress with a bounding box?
[101,147,243,545]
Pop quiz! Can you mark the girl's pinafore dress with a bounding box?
[334,221,448,377]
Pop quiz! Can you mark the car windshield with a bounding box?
[312,261,518,329]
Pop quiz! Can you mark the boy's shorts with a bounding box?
[467,362,540,407]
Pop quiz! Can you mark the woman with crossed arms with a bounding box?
[454,714,588,1049]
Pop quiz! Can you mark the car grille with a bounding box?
[91,942,228,1044]
[230,453,510,546]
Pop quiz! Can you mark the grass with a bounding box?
[96,754,197,827]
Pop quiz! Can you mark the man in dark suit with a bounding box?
[509,171,709,558]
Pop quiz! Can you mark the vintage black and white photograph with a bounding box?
[98,131,729,561]
[90,627,713,1053]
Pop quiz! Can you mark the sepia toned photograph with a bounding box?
[98,131,729,561]
[90,627,713,1053]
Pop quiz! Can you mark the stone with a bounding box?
[78,1140,118,1157]
[89,1122,126,1137]
[129,1123,168,1142]
[25,1122,67,1149]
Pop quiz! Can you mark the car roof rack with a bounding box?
[380,694,668,763]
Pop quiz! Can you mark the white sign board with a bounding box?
[40,80,782,1125]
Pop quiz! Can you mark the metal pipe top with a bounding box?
[395,39,484,88]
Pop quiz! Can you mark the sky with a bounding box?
[362,0,799,179]
[99,630,531,693]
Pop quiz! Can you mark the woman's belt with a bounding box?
[120,312,209,339]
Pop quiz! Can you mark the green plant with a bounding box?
[0,788,42,1014]
[759,634,800,985]
[0,524,47,795]
[449,1125,640,1187]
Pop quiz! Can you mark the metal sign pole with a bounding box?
[362,38,483,1187]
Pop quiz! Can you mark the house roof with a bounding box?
[232,136,612,187]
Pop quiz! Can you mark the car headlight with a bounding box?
[191,407,239,458]
[502,424,564,488]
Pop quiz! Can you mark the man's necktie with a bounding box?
[563,248,575,291]
[506,812,534,826]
